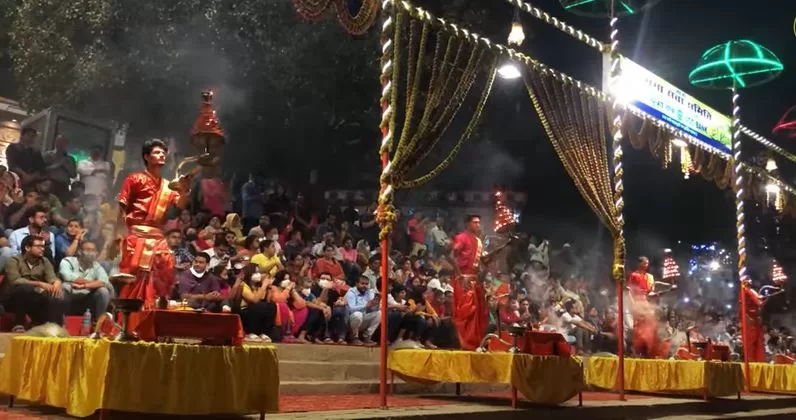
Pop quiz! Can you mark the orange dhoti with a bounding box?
[116,171,181,332]
[744,318,765,363]
[451,275,488,351]
[118,225,176,331]
[631,302,667,358]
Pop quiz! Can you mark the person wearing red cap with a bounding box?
[113,139,192,327]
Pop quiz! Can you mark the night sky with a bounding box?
[423,0,796,256]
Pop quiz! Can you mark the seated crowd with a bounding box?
[0,159,767,355]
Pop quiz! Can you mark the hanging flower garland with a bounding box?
[292,0,335,21]
[293,0,379,35]
[335,0,380,35]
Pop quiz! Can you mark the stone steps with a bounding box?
[280,360,380,382]
[270,342,380,363]
[280,379,511,395]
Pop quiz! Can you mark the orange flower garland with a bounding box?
[292,0,334,21]
[293,0,379,35]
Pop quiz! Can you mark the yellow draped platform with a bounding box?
[388,349,584,405]
[748,363,796,394]
[0,337,279,417]
[584,356,743,397]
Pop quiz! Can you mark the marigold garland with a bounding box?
[293,0,379,35]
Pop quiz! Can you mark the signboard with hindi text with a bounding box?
[603,54,732,153]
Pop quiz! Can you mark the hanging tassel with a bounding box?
[776,187,784,212]
[680,145,691,179]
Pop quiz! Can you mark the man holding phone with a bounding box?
[345,275,381,346]
[1,235,66,330]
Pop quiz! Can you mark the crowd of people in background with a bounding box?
[0,129,793,360]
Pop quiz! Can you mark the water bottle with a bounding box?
[80,309,92,336]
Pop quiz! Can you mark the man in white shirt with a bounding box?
[560,299,598,353]
[76,145,111,200]
[425,217,449,255]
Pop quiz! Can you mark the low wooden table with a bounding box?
[134,309,245,345]
[0,337,278,418]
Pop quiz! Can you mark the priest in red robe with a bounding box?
[741,278,766,362]
[115,139,191,322]
[627,256,664,358]
[451,215,488,350]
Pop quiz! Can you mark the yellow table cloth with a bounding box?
[748,363,796,394]
[388,349,584,405]
[0,337,279,417]
[585,356,743,397]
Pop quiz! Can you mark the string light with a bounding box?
[396,0,796,209]
[610,11,626,285]
[504,0,606,52]
[671,138,691,179]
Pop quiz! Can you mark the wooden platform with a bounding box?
[0,333,509,396]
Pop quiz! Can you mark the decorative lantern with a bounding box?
[557,0,661,17]
[169,90,227,191]
[689,40,783,90]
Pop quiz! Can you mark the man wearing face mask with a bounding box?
[177,252,224,312]
[58,240,113,323]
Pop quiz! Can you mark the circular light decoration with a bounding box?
[557,0,661,17]
[689,40,784,90]
[293,0,379,35]
[773,105,796,139]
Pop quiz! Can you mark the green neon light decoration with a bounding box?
[689,40,783,90]
[557,0,659,17]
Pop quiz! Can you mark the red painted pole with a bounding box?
[740,283,750,391]
[379,234,389,407]
[377,0,395,408]
[616,280,625,401]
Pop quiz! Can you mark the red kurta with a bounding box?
[628,271,662,358]
[117,171,179,320]
[452,232,487,350]
[741,286,765,363]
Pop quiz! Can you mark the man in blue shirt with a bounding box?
[58,240,112,323]
[345,275,380,346]
[8,205,55,260]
